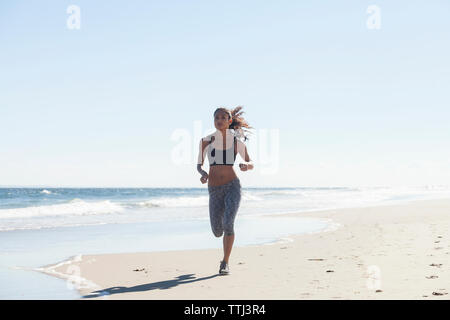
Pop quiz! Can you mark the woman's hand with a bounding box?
[200,172,209,184]
[239,163,248,171]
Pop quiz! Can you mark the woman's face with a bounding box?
[214,111,232,131]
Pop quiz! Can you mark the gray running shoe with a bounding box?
[219,260,230,275]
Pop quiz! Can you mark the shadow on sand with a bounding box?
[82,273,220,299]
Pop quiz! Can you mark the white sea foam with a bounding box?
[263,237,295,246]
[40,189,52,194]
[135,196,209,208]
[0,221,110,232]
[260,190,306,196]
[32,254,104,294]
[241,192,264,201]
[133,192,263,208]
[0,199,124,219]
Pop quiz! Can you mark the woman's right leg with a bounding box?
[208,185,225,238]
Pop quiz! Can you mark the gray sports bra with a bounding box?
[206,136,237,166]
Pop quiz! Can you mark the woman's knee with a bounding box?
[223,221,235,236]
[209,207,225,238]
[212,226,224,237]
[224,230,234,237]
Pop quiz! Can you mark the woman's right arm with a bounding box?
[197,138,209,177]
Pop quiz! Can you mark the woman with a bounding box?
[197,106,254,275]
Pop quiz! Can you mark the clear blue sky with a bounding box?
[1,1,449,187]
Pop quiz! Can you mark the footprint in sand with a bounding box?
[308,258,325,261]
[434,247,444,250]
[432,291,448,296]
[426,275,439,279]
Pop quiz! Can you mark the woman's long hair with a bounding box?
[214,106,253,141]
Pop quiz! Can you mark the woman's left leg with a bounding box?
[222,178,242,263]
[223,234,235,264]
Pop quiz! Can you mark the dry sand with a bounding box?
[39,198,450,299]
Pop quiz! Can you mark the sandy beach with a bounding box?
[39,198,450,300]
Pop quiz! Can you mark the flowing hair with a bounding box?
[213,106,253,141]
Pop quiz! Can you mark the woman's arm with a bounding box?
[237,139,254,171]
[197,138,209,182]
[197,164,207,176]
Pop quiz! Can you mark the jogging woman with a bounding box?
[197,106,254,275]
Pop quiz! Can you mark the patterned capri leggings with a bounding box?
[208,177,242,237]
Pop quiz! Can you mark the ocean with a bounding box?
[0,185,449,299]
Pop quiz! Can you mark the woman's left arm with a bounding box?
[237,139,254,171]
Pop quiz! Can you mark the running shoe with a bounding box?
[219,260,230,275]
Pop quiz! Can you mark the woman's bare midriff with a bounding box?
[208,166,238,186]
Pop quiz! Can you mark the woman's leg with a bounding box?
[208,185,225,238]
[222,179,242,264]
[223,234,235,263]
